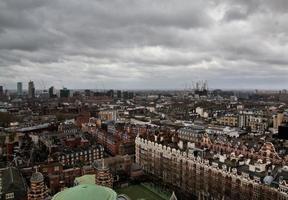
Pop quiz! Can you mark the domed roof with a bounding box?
[52,184,117,200]
[74,175,95,185]
[30,172,44,182]
[263,176,274,185]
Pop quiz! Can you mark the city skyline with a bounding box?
[0,0,288,89]
[1,1,288,200]
[1,80,288,91]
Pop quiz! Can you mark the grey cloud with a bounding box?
[0,0,288,89]
[223,6,248,22]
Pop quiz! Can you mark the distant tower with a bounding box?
[60,88,70,98]
[204,80,208,90]
[17,82,23,97]
[28,170,49,200]
[95,159,113,188]
[28,81,35,98]
[49,86,55,98]
[196,82,199,90]
[0,85,3,96]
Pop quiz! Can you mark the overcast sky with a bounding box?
[0,0,288,90]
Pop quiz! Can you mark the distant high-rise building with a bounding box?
[117,90,122,99]
[122,91,134,100]
[0,85,3,96]
[28,81,35,98]
[39,90,49,99]
[106,89,114,98]
[85,89,91,96]
[49,86,56,98]
[193,80,208,96]
[123,91,129,100]
[128,92,134,99]
[60,88,70,98]
[17,82,23,96]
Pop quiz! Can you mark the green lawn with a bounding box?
[116,185,166,200]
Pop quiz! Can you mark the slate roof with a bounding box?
[1,167,27,199]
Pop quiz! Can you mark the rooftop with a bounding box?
[52,184,117,200]
[30,172,44,183]
[74,175,95,185]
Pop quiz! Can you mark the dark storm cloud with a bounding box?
[0,0,288,89]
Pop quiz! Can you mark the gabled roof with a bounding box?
[1,167,27,198]
[169,191,177,200]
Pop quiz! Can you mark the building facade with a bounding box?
[57,145,104,167]
[95,160,114,188]
[217,114,238,127]
[17,82,23,97]
[135,136,288,200]
[28,81,35,99]
[60,88,70,98]
[27,171,48,200]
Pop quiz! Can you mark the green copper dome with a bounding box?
[52,184,117,200]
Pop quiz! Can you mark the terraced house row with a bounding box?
[135,136,288,200]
